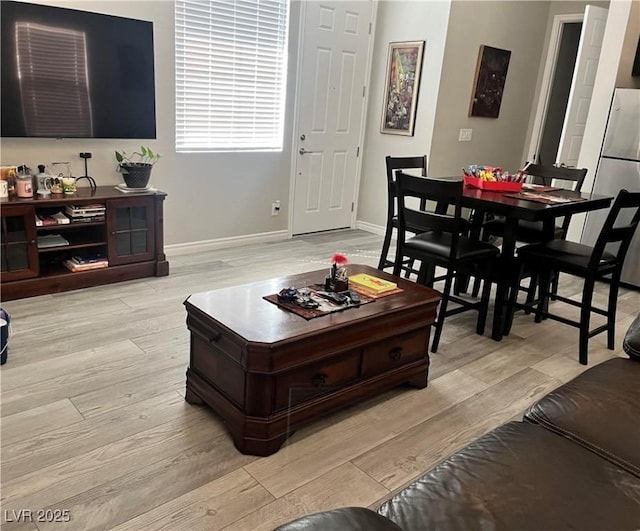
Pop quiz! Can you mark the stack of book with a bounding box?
[65,204,106,223]
[348,273,399,298]
[35,212,70,226]
[62,254,109,272]
[37,234,70,249]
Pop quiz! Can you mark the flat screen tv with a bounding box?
[1,1,156,139]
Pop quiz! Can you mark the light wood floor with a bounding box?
[1,229,637,531]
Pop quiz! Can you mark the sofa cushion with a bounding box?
[377,422,640,531]
[525,357,640,477]
[274,507,402,531]
[624,313,640,360]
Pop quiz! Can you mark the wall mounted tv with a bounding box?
[1,1,156,139]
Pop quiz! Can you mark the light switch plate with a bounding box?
[458,129,473,142]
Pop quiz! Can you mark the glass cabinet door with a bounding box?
[107,197,155,265]
[1,204,39,281]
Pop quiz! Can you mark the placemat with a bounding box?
[263,287,374,320]
[504,190,587,205]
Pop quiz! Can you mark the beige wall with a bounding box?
[357,0,451,230]
[428,1,549,177]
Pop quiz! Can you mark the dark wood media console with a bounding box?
[184,265,441,456]
[1,186,168,300]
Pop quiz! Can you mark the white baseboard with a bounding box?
[356,220,387,236]
[166,230,289,257]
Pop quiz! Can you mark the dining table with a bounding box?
[458,184,614,341]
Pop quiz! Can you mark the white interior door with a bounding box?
[556,5,608,168]
[291,1,373,235]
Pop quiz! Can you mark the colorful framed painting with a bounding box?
[469,45,511,118]
[380,41,425,136]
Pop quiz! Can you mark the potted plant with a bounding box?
[115,146,160,189]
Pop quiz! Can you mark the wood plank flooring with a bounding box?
[1,229,637,530]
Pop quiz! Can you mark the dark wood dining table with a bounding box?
[459,185,614,341]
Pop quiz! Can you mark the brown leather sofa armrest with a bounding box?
[623,313,640,360]
[274,507,403,531]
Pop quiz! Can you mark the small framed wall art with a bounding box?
[380,40,425,136]
[469,45,511,118]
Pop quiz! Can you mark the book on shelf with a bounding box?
[348,273,397,294]
[50,212,70,224]
[69,215,105,223]
[69,253,108,266]
[36,212,70,226]
[65,205,106,217]
[63,259,109,272]
[37,234,70,249]
[35,215,57,227]
[66,203,106,212]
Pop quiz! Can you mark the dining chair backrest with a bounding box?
[589,189,640,272]
[525,164,588,236]
[525,163,587,189]
[396,173,464,245]
[386,156,427,209]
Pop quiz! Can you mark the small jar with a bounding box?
[16,174,33,198]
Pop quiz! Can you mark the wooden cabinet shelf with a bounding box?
[37,221,106,231]
[37,240,108,253]
[1,187,168,300]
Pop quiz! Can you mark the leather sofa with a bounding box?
[276,314,640,530]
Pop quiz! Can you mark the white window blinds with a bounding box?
[175,0,289,152]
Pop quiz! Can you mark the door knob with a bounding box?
[299,148,319,155]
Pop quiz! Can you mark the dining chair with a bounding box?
[505,189,640,365]
[378,155,427,276]
[481,164,588,243]
[471,164,588,300]
[395,173,500,353]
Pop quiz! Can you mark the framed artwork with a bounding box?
[469,45,511,118]
[380,41,425,136]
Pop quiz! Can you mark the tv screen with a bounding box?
[1,1,156,139]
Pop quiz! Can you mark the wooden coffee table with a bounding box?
[184,264,441,456]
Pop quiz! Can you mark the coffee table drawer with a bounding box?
[274,350,360,411]
[361,328,428,377]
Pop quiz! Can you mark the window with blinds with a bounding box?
[175,0,289,152]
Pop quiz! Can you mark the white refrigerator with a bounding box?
[581,88,640,288]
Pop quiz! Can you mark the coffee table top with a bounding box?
[184,264,440,344]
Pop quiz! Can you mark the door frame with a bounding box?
[526,13,583,164]
[287,0,378,237]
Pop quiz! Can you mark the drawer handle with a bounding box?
[389,348,403,361]
[311,373,328,387]
[208,331,221,343]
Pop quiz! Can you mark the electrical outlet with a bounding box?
[458,129,473,142]
[271,200,281,216]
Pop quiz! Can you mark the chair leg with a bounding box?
[549,269,560,300]
[504,263,524,336]
[471,276,482,298]
[579,276,596,365]
[607,271,621,351]
[431,270,454,353]
[524,273,538,313]
[535,268,551,324]
[378,220,394,270]
[422,263,436,287]
[476,264,493,335]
